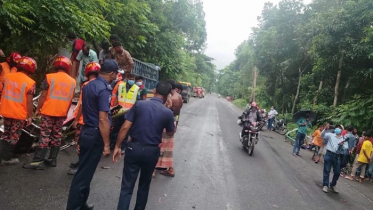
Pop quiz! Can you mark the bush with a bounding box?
[233,99,247,109]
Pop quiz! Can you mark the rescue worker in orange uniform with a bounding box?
[68,62,101,175]
[0,52,22,94]
[0,56,36,166]
[23,56,76,170]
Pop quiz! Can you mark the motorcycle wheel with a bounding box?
[279,127,287,135]
[261,122,268,131]
[247,134,254,156]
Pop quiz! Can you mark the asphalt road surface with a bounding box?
[1,94,373,210]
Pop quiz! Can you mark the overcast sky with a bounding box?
[202,0,312,70]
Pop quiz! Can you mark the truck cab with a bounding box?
[179,82,191,103]
[193,87,205,98]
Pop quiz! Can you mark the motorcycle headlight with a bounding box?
[62,126,68,131]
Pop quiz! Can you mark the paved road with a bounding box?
[1,94,372,210]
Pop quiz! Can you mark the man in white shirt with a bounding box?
[267,106,278,131]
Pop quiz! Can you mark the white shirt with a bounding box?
[268,109,278,119]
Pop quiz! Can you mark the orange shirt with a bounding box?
[312,129,323,147]
[74,79,94,124]
[0,62,17,93]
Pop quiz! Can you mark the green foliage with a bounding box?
[0,0,214,88]
[329,95,373,131]
[233,99,247,109]
[217,0,373,131]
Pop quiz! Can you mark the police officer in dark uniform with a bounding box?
[113,81,175,210]
[66,59,119,210]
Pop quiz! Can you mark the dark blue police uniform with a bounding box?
[66,75,112,210]
[117,97,175,210]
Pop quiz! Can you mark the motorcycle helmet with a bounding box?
[84,62,101,77]
[237,119,243,127]
[54,56,72,74]
[17,56,37,74]
[7,52,22,64]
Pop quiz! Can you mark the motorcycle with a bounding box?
[272,117,288,135]
[237,116,259,156]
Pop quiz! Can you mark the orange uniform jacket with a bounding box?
[0,72,35,120]
[73,79,94,124]
[41,72,76,117]
[110,80,125,107]
[0,62,17,93]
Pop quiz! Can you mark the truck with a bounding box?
[132,58,159,91]
[193,87,205,98]
[178,82,192,103]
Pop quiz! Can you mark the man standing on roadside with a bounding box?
[155,79,183,177]
[267,106,278,131]
[345,130,373,182]
[113,81,175,210]
[99,41,111,65]
[76,44,99,89]
[111,42,134,72]
[292,112,312,156]
[322,127,346,193]
[66,59,118,210]
[67,33,85,79]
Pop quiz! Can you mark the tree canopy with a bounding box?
[0,0,215,90]
[216,0,373,130]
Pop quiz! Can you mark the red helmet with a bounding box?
[17,57,37,74]
[117,72,123,81]
[7,52,22,63]
[54,56,72,74]
[84,62,101,77]
[251,102,258,107]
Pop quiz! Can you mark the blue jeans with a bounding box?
[366,161,373,178]
[268,118,273,130]
[323,151,341,187]
[292,132,305,154]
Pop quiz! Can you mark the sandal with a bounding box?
[160,170,175,177]
[345,176,354,181]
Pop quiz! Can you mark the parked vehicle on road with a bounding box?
[193,87,205,98]
[238,116,259,156]
[179,81,191,103]
[272,118,287,135]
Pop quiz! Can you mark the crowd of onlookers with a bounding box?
[310,123,373,181]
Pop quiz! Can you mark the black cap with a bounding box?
[101,59,119,72]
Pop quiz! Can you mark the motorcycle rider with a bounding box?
[24,56,76,170]
[68,62,101,175]
[240,102,262,142]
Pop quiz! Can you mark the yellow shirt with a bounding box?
[357,140,373,163]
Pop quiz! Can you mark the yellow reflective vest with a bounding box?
[117,82,139,111]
